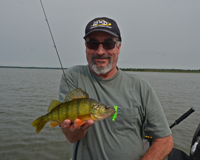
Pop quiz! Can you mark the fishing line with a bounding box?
[39,0,70,92]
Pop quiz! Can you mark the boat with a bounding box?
[168,123,200,160]
[144,108,200,160]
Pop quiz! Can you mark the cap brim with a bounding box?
[83,29,119,40]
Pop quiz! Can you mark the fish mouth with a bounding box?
[108,107,116,117]
[111,108,116,115]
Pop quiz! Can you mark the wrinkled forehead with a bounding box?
[86,31,117,42]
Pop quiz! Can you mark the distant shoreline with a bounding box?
[121,68,200,73]
[0,66,67,70]
[0,66,200,73]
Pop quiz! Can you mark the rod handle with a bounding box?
[170,108,195,129]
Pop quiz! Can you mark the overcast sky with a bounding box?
[1,0,200,69]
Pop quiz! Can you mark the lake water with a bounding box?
[0,68,199,160]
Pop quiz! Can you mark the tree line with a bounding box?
[120,68,200,73]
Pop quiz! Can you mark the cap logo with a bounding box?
[90,19,112,29]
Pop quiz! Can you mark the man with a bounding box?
[59,17,173,160]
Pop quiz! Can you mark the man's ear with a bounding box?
[117,43,121,55]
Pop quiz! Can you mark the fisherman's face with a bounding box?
[85,31,121,76]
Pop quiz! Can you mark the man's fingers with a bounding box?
[70,118,83,132]
[70,119,94,131]
[60,119,72,128]
[60,119,94,131]
[70,124,80,132]
[81,120,94,130]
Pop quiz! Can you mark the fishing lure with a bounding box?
[112,106,117,121]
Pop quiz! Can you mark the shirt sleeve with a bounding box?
[144,86,172,138]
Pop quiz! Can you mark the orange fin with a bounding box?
[74,118,86,128]
[50,121,60,127]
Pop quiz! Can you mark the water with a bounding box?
[0,68,199,160]
[0,68,70,160]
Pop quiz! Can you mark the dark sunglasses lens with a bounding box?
[87,42,116,50]
[87,43,99,50]
[103,42,115,50]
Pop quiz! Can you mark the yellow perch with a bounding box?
[32,88,115,133]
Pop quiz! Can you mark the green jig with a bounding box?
[112,106,117,121]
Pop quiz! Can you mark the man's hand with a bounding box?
[60,118,94,131]
[60,118,94,143]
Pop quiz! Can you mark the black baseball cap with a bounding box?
[83,17,122,41]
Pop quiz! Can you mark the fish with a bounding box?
[32,88,115,133]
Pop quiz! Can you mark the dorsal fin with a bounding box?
[48,99,62,112]
[64,88,89,102]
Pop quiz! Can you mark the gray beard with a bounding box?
[90,55,112,75]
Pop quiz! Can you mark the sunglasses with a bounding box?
[86,41,116,50]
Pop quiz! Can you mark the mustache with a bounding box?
[91,54,111,60]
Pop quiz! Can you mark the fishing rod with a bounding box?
[39,3,94,159]
[170,107,195,129]
[145,107,195,146]
[39,0,70,92]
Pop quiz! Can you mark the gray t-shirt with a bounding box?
[59,65,171,160]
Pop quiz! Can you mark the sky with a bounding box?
[0,0,200,69]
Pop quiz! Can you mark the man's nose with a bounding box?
[96,44,105,55]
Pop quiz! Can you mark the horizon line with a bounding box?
[0,65,199,71]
